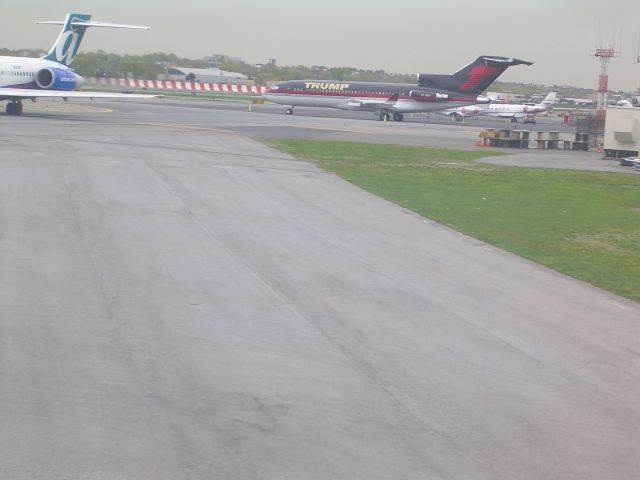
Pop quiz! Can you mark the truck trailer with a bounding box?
[603,106,640,158]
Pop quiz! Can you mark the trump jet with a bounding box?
[442,92,557,123]
[262,56,532,121]
[0,12,156,116]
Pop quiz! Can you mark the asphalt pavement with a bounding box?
[1,99,639,479]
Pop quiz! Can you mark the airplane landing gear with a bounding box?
[6,101,23,116]
[379,112,403,122]
[285,107,294,115]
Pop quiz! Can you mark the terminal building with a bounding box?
[162,66,250,85]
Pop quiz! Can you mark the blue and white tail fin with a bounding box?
[38,12,150,67]
[40,13,92,66]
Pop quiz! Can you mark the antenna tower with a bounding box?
[635,34,640,94]
[594,45,616,119]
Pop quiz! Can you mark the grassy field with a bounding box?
[266,139,640,302]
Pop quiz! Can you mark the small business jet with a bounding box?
[443,92,557,123]
[0,12,156,116]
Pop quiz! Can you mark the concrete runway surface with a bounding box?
[1,100,639,479]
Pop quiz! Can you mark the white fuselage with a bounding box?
[263,92,474,113]
[444,94,556,120]
[0,57,79,89]
[479,102,549,118]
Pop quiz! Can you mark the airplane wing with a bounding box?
[346,99,394,107]
[0,88,159,100]
[345,94,399,110]
[487,112,517,119]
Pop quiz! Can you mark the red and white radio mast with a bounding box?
[594,45,616,120]
[635,34,640,94]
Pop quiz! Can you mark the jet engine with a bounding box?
[631,96,640,107]
[35,67,82,91]
[409,90,449,101]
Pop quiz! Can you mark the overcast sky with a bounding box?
[2,0,639,91]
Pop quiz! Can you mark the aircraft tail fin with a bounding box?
[417,56,533,95]
[39,13,149,66]
[541,92,557,105]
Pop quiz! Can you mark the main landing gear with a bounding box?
[5,101,23,116]
[378,112,403,122]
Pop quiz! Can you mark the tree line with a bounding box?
[0,49,416,84]
[0,48,598,96]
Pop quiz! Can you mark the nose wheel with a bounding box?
[6,101,23,116]
[284,107,294,115]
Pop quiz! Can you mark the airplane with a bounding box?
[564,97,593,106]
[615,99,634,108]
[0,12,157,116]
[443,92,557,123]
[613,97,640,108]
[262,56,532,121]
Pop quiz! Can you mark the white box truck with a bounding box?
[603,106,640,158]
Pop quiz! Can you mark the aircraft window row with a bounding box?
[1,70,35,76]
[295,88,394,95]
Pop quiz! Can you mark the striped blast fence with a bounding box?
[85,77,266,95]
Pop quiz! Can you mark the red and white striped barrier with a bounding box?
[85,77,266,95]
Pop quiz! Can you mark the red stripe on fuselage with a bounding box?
[269,89,478,103]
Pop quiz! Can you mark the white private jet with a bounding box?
[565,97,593,106]
[617,97,640,108]
[442,92,557,123]
[0,12,157,116]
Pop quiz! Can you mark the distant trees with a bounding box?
[0,48,601,96]
[73,51,176,79]
[0,48,46,58]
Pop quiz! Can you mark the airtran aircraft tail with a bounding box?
[39,12,149,67]
[417,56,532,95]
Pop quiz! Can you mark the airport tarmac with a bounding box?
[15,97,635,174]
[1,99,639,480]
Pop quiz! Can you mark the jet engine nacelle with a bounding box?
[35,67,81,91]
[409,90,449,101]
[631,96,640,107]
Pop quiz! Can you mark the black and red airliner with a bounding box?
[263,56,532,121]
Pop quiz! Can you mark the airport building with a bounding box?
[162,66,250,85]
